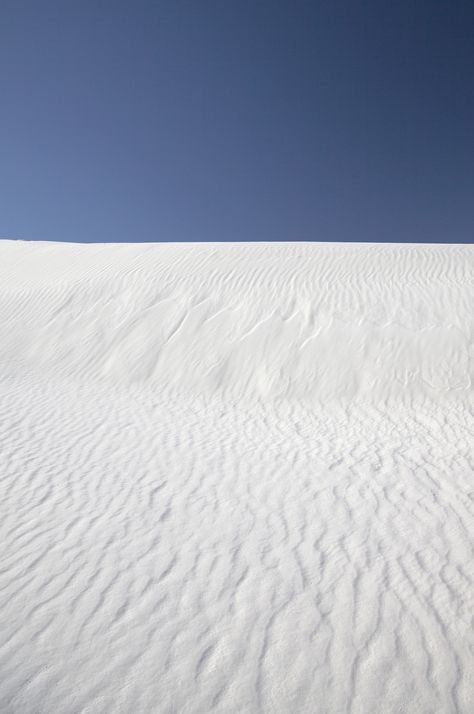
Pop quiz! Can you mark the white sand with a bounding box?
[0,241,473,713]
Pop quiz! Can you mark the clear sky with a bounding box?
[1,1,473,243]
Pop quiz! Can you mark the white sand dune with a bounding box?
[0,240,473,713]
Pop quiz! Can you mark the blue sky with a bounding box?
[1,1,473,243]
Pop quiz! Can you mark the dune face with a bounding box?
[0,241,473,713]
[1,241,473,403]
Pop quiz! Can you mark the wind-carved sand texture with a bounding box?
[0,241,473,713]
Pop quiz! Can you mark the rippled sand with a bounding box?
[0,241,473,713]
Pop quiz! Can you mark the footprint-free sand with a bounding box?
[1,241,473,712]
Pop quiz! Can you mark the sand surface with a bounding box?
[0,241,473,713]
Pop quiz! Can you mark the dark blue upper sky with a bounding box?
[1,1,473,243]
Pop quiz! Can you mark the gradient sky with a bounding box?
[1,1,473,243]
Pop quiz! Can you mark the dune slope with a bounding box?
[0,241,473,713]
